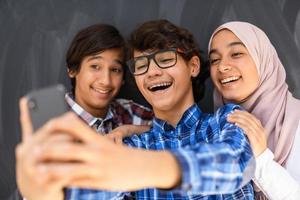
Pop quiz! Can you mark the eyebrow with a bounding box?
[209,41,246,56]
[87,55,123,65]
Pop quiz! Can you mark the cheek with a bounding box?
[113,77,124,89]
[75,74,85,85]
[246,66,260,88]
[249,76,260,92]
[134,77,144,92]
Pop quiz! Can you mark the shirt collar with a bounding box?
[152,103,202,136]
[65,92,114,126]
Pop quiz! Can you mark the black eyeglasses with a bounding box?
[127,48,189,76]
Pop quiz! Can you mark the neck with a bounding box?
[154,98,195,127]
[89,107,108,119]
[74,98,108,119]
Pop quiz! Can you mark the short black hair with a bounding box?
[128,19,209,102]
[66,24,126,93]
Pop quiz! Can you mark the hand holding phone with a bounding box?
[26,84,68,131]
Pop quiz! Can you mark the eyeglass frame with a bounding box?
[126,48,190,76]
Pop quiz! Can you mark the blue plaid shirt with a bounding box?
[66,103,255,200]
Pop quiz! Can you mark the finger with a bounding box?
[105,134,123,145]
[230,117,259,139]
[40,112,101,143]
[68,178,101,189]
[232,110,262,127]
[68,177,120,191]
[232,113,265,138]
[19,97,33,142]
[228,112,260,133]
[27,112,95,146]
[233,121,258,140]
[37,162,96,184]
[227,114,260,139]
[115,137,123,145]
[37,142,96,163]
[105,134,116,142]
[45,133,76,144]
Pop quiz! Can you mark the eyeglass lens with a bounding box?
[133,50,177,75]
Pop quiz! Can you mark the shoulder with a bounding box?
[215,103,242,117]
[114,99,152,113]
[113,99,153,124]
[210,103,243,128]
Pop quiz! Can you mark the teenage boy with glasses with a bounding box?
[17,20,255,200]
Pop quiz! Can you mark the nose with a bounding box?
[218,64,232,73]
[97,69,111,86]
[146,59,163,77]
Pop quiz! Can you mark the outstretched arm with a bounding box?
[18,102,255,197]
[18,99,181,193]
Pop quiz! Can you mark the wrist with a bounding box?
[159,151,181,189]
[143,151,181,189]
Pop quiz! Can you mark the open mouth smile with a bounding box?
[91,87,111,94]
[148,82,172,92]
[220,76,241,84]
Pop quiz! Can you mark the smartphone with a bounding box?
[26,84,68,131]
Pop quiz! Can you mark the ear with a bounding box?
[189,56,201,77]
[68,68,77,78]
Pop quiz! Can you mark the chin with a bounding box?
[151,101,173,112]
[225,97,244,104]
[93,100,111,108]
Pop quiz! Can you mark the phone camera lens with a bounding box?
[28,99,37,110]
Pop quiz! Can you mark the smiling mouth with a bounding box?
[92,87,111,94]
[148,82,172,92]
[220,76,241,84]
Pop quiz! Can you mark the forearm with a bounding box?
[22,192,64,200]
[129,149,181,189]
[253,149,300,200]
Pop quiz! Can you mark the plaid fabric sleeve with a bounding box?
[65,188,129,200]
[116,99,153,125]
[130,102,153,125]
[170,104,255,195]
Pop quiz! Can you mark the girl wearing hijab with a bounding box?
[208,21,300,200]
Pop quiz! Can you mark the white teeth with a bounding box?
[221,76,240,84]
[93,88,110,94]
[149,82,171,90]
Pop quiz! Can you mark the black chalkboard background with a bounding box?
[1,0,300,199]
